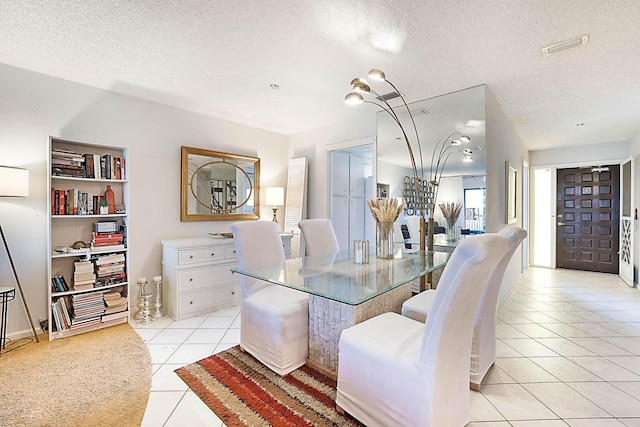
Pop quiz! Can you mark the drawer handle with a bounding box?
[189,278,193,282]
[210,252,215,256]
[231,291,235,295]
[190,301,193,305]
[189,255,194,259]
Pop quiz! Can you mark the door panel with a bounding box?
[556,165,620,273]
[619,158,634,285]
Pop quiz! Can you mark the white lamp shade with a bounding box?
[0,166,29,197]
[265,187,284,206]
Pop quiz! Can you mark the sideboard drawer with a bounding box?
[178,265,236,291]
[178,283,240,317]
[179,249,202,265]
[202,247,225,262]
[224,245,237,259]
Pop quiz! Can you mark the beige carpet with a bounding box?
[0,323,152,427]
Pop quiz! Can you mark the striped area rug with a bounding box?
[175,345,363,426]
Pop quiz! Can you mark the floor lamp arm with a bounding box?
[0,224,39,342]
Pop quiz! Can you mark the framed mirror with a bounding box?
[181,146,260,221]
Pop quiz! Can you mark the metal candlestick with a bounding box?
[133,277,148,320]
[152,275,164,319]
[137,292,153,325]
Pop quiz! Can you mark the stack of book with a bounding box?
[51,297,72,331]
[73,260,96,291]
[91,221,125,250]
[91,231,124,250]
[94,253,126,286]
[51,149,85,178]
[70,291,106,328]
[102,291,128,322]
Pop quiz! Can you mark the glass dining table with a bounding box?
[232,248,451,374]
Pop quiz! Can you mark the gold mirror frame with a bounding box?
[181,146,260,221]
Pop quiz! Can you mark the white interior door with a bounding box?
[620,157,634,286]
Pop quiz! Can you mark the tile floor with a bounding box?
[136,267,640,426]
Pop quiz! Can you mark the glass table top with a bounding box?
[232,249,451,306]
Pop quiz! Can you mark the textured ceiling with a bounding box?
[2,0,639,150]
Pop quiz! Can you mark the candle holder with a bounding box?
[137,292,153,325]
[133,277,148,320]
[152,275,164,319]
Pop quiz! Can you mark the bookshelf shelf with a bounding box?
[51,282,129,297]
[52,176,127,183]
[52,214,127,219]
[47,136,130,340]
[49,315,128,340]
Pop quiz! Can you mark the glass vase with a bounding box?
[376,221,394,259]
[446,224,459,242]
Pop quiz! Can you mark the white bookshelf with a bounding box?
[47,136,130,340]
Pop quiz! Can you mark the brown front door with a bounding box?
[556,165,620,273]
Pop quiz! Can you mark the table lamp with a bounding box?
[265,187,284,223]
[0,166,39,342]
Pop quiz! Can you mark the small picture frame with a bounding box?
[505,161,517,224]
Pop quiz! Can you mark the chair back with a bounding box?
[420,233,511,426]
[231,221,285,297]
[298,218,340,256]
[476,226,527,330]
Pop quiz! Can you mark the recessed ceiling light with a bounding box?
[576,123,585,127]
[270,84,280,90]
[542,34,589,56]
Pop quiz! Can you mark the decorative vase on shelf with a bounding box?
[376,221,394,259]
[105,185,116,214]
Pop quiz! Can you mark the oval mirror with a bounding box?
[181,146,260,221]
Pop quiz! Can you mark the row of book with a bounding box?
[51,187,119,216]
[52,148,126,180]
[51,275,70,292]
[51,251,127,294]
[51,291,128,332]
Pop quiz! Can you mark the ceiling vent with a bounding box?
[376,91,402,102]
[542,34,589,56]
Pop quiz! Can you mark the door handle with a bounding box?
[557,221,566,226]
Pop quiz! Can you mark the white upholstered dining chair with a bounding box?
[401,226,527,390]
[336,233,511,427]
[230,221,309,376]
[298,218,340,256]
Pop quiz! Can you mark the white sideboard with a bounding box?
[162,234,294,320]
[161,237,240,320]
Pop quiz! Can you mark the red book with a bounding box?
[58,191,65,215]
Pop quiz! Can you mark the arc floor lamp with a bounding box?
[0,165,39,342]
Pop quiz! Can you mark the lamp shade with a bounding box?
[0,166,29,197]
[265,187,284,206]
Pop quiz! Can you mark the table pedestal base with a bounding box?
[307,282,412,372]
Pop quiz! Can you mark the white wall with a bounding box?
[529,140,630,167]
[288,110,377,219]
[485,86,529,305]
[0,64,289,338]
